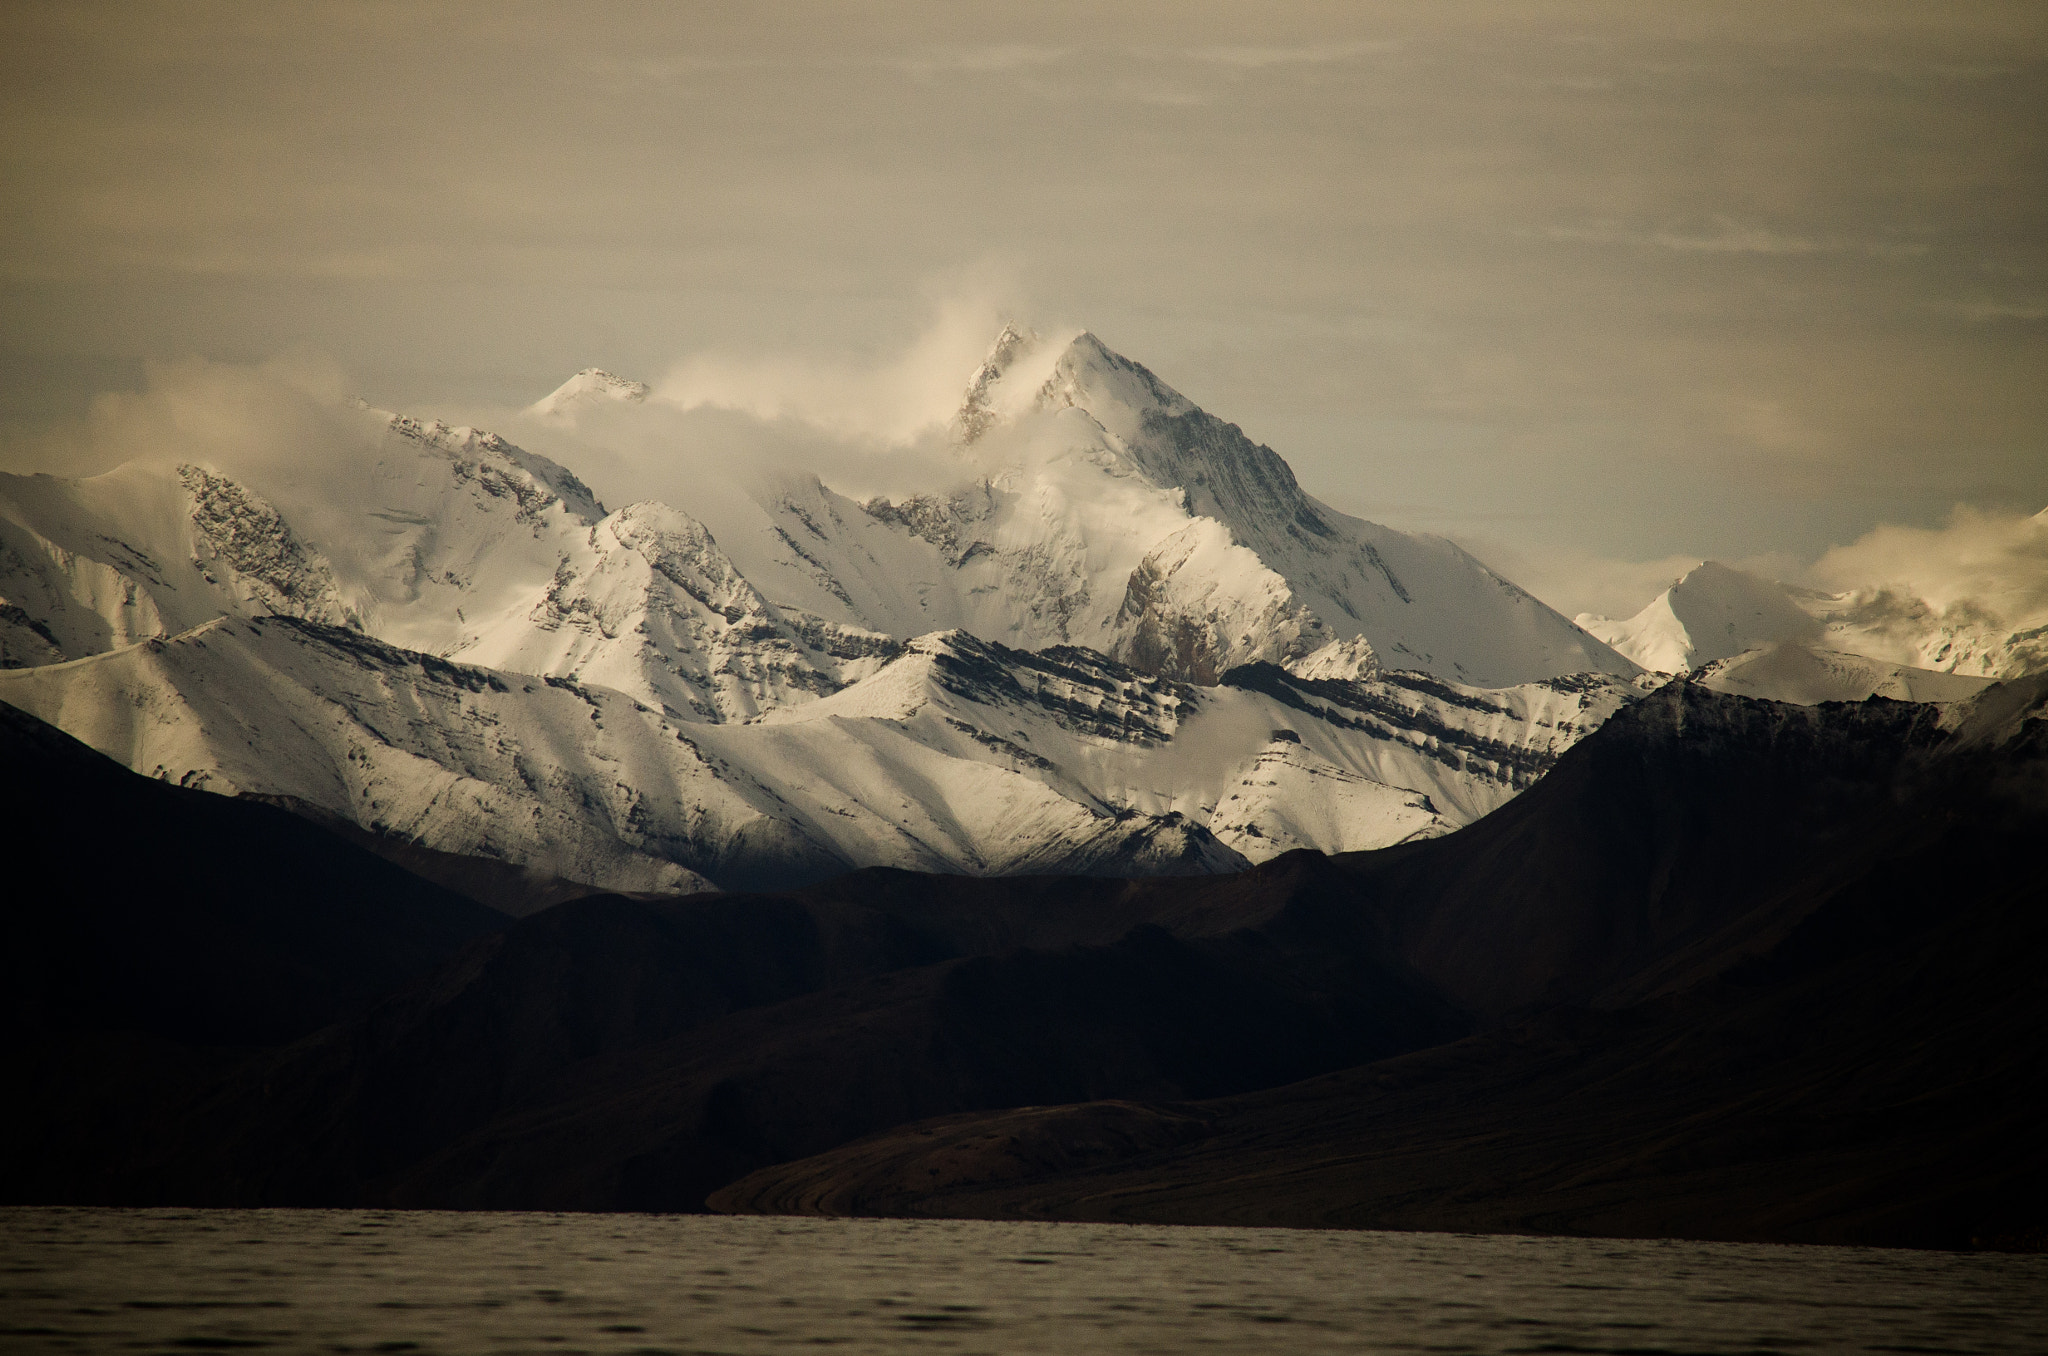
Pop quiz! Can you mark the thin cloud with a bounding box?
[0,352,376,486]
[897,45,1072,76]
[650,294,1021,445]
[1807,504,2048,626]
[1544,217,1929,259]
[1448,535,1705,621]
[1178,41,1401,68]
[1928,300,2048,324]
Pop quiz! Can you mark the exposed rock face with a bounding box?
[1112,523,1320,684]
[178,465,360,628]
[468,499,899,723]
[860,486,998,568]
[951,322,1036,445]
[0,605,1631,891]
[1286,635,1381,683]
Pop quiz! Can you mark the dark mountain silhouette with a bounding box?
[1,701,507,1048]
[4,679,2043,1248]
[711,680,2048,1248]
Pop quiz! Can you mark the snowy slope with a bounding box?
[0,409,604,665]
[1581,555,2048,695]
[1577,561,1822,674]
[527,368,650,419]
[0,615,1634,887]
[0,617,728,894]
[1018,331,1636,685]
[0,414,907,724]
[1803,532,2048,681]
[0,618,1244,889]
[1693,641,1998,705]
[1,467,185,667]
[453,498,901,723]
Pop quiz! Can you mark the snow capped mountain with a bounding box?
[0,409,604,664]
[1581,555,2045,702]
[527,368,650,419]
[961,328,1640,686]
[0,408,908,725]
[1579,560,1823,675]
[1806,564,2048,684]
[0,323,1650,894]
[456,497,900,723]
[584,327,1637,689]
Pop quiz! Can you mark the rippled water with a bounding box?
[3,1207,2044,1354]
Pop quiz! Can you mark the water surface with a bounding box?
[3,1207,2043,1354]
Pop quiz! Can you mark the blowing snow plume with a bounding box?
[655,298,1042,446]
[1762,506,2048,679]
[0,353,375,485]
[1806,506,2048,673]
[502,302,1081,543]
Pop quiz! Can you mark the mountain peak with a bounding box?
[952,323,1042,445]
[1580,559,1820,674]
[952,326,1199,449]
[528,368,651,419]
[1040,331,1194,426]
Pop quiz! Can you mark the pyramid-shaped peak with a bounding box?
[1041,330,1193,418]
[1666,561,1808,613]
[952,325,1209,447]
[1582,559,1822,674]
[1673,560,1750,589]
[984,321,1035,364]
[528,367,650,418]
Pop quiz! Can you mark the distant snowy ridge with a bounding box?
[1577,561,1821,675]
[1580,556,2042,702]
[1692,642,1996,706]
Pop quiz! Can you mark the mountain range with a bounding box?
[1,328,1648,894]
[4,322,2042,1246]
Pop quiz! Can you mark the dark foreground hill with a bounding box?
[0,701,507,1048]
[712,679,2048,1248]
[4,679,2044,1248]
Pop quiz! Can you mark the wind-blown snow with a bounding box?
[545,328,1638,689]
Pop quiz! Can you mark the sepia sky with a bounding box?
[2,1,2043,615]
